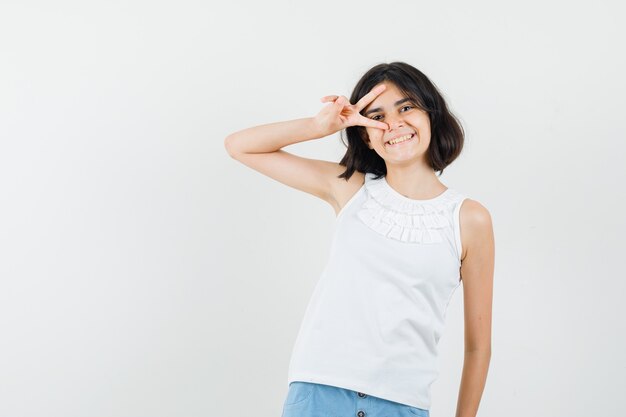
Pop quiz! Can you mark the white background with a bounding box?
[1,1,624,416]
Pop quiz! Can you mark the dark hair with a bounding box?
[338,62,464,180]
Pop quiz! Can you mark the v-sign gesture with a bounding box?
[313,84,389,137]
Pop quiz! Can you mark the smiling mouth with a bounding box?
[385,133,415,146]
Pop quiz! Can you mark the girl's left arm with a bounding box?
[455,199,495,417]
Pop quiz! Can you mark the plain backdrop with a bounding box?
[1,1,624,417]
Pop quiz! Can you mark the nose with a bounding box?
[385,114,405,130]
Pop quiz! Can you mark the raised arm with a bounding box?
[223,86,389,209]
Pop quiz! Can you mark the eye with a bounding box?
[370,104,413,120]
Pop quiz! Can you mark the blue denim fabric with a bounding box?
[281,381,429,417]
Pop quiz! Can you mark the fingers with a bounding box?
[319,93,387,130]
[335,96,349,107]
[320,95,339,103]
[320,95,349,106]
[354,84,386,111]
[358,115,389,131]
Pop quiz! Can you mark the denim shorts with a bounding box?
[281,381,429,417]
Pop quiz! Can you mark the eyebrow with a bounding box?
[363,98,413,116]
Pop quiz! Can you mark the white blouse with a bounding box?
[286,172,468,410]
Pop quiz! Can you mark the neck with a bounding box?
[384,162,446,200]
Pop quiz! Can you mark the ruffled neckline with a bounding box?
[356,172,461,244]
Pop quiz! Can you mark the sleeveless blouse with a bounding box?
[286,172,468,410]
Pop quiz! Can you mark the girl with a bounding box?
[224,62,494,417]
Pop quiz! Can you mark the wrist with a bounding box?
[308,117,331,139]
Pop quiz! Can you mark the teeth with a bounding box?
[387,134,413,145]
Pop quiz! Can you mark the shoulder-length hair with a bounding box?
[338,62,465,180]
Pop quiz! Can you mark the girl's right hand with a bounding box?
[313,84,389,137]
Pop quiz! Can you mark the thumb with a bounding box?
[333,97,346,116]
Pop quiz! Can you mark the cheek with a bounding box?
[365,127,384,142]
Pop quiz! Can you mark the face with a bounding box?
[361,81,431,164]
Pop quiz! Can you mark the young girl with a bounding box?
[224,62,494,417]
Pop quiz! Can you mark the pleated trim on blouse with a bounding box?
[356,172,461,244]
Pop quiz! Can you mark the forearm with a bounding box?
[455,349,491,417]
[224,117,326,155]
